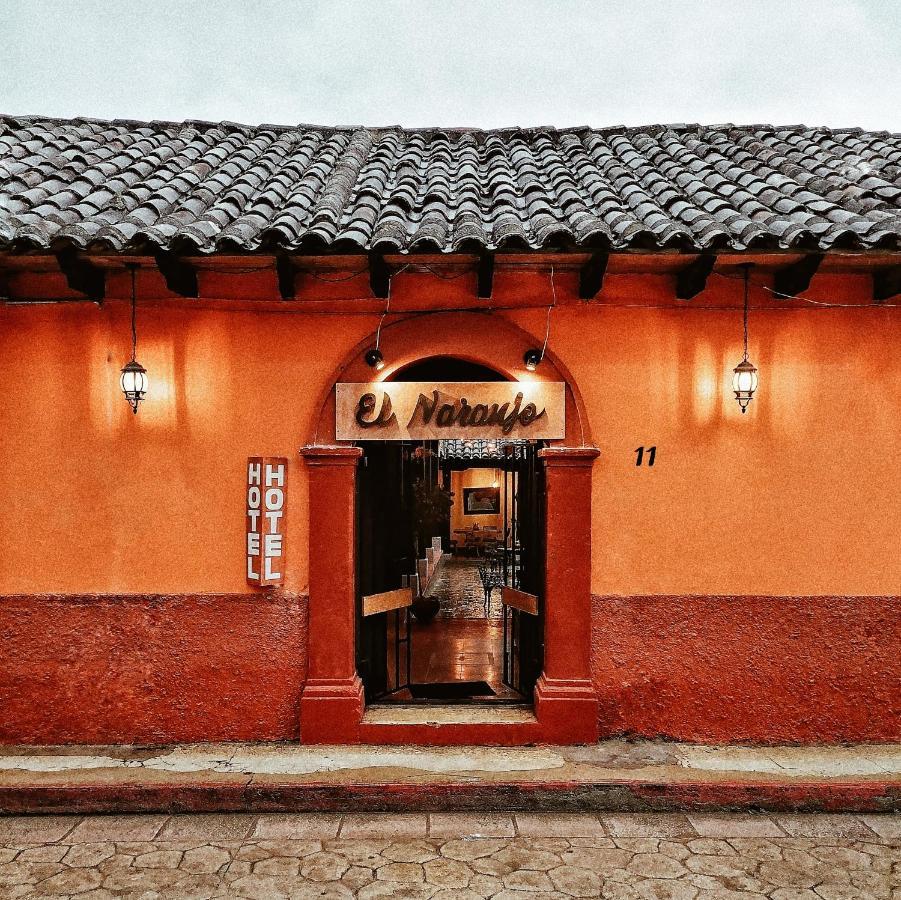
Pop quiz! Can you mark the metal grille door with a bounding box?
[501,442,545,697]
[356,442,413,702]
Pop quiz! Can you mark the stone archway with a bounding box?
[309,311,592,447]
[300,312,600,744]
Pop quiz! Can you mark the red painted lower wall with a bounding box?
[2,593,898,745]
[0,593,307,744]
[592,595,901,744]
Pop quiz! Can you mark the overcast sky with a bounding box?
[2,0,900,131]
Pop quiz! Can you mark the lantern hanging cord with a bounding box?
[129,264,138,361]
[742,265,750,362]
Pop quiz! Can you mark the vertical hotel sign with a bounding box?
[246,457,287,587]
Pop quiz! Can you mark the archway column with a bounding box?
[299,445,364,743]
[534,446,600,743]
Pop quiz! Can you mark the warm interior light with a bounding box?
[365,347,385,371]
[523,349,542,371]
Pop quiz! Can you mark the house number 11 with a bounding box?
[634,446,657,466]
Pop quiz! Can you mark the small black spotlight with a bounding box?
[523,349,542,372]
[365,347,385,371]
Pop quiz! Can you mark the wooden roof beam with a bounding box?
[0,266,10,301]
[477,252,494,299]
[676,254,717,300]
[276,253,296,300]
[873,266,901,303]
[578,251,609,299]
[55,247,105,301]
[773,253,823,299]
[369,251,390,299]
[153,250,198,297]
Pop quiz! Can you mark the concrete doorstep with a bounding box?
[0,740,897,815]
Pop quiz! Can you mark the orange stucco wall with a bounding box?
[1,279,898,598]
[508,299,901,597]
[0,266,898,745]
[0,301,370,595]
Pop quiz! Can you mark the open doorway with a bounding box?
[355,358,545,706]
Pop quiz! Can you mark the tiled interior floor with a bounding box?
[426,556,503,620]
[407,620,521,700]
[386,555,523,702]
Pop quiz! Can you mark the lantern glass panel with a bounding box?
[120,360,148,407]
[120,367,147,395]
[732,366,758,394]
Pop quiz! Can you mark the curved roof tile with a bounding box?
[0,116,899,253]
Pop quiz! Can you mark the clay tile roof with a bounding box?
[1,115,900,254]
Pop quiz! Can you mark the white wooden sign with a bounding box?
[336,382,565,441]
[246,457,287,587]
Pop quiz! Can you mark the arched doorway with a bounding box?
[355,356,545,707]
[300,312,599,745]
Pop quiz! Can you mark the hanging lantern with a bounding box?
[120,359,148,414]
[732,264,758,414]
[732,357,758,413]
[121,264,148,414]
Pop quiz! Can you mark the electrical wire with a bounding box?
[4,261,899,310]
[305,265,370,283]
[409,263,476,281]
[539,266,556,361]
[161,257,901,307]
[203,260,476,283]
[708,269,901,307]
[6,296,897,313]
[202,261,901,310]
[373,264,410,350]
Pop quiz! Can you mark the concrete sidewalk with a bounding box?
[0,740,897,815]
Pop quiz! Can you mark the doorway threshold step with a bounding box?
[363,704,537,726]
[359,703,542,746]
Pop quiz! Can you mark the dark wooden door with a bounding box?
[356,442,413,701]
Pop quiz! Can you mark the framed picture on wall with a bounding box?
[463,487,500,515]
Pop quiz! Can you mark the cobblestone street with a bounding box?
[0,812,897,898]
